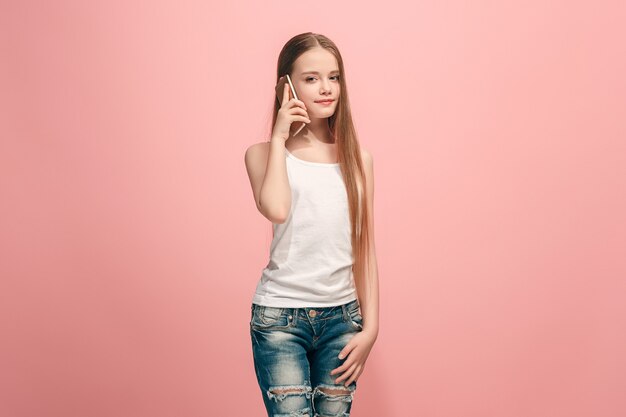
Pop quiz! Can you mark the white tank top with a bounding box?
[251,148,358,308]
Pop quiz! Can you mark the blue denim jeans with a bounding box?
[250,298,363,417]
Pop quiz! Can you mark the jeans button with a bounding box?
[309,310,317,317]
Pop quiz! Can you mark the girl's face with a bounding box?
[290,47,341,119]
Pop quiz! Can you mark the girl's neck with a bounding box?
[290,119,335,145]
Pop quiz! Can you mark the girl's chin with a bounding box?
[309,112,334,120]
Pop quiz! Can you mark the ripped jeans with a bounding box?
[250,298,363,417]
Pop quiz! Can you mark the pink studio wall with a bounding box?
[1,1,624,416]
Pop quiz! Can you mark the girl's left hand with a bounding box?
[330,329,377,386]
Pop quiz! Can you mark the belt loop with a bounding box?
[341,303,349,321]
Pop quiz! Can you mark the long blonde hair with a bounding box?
[269,32,373,303]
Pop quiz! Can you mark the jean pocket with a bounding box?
[251,306,291,330]
[347,304,363,331]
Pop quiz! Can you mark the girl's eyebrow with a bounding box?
[301,70,340,75]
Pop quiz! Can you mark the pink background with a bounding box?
[1,1,625,416]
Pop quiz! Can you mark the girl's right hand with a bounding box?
[271,82,310,142]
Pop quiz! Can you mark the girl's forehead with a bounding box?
[293,49,338,71]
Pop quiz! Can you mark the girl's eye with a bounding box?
[305,76,340,82]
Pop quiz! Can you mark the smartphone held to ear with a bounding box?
[275,74,306,137]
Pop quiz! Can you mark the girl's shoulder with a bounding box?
[244,141,272,166]
[245,140,271,154]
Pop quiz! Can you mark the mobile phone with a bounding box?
[275,74,306,136]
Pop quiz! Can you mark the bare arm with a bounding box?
[244,139,292,223]
[359,147,379,339]
[245,81,309,223]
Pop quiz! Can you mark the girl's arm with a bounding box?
[359,148,379,338]
[244,140,292,224]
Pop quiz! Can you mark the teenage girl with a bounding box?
[244,32,379,417]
